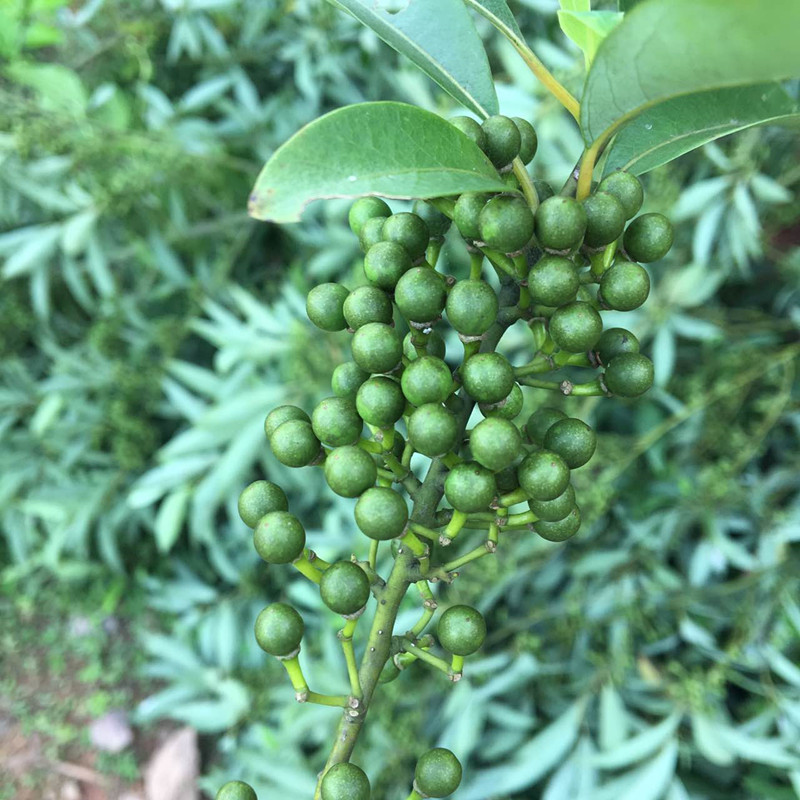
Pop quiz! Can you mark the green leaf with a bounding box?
[617,0,644,9]
[603,83,800,175]
[154,486,191,554]
[591,712,681,769]
[560,0,590,11]
[581,0,800,146]
[327,0,497,117]
[692,715,735,767]
[617,742,678,800]
[4,62,87,114]
[248,102,505,223]
[557,11,623,70]
[465,0,524,38]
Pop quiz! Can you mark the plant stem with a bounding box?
[401,639,451,675]
[306,692,349,708]
[340,618,363,699]
[512,157,539,211]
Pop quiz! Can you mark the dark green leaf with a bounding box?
[248,102,505,223]
[617,0,645,9]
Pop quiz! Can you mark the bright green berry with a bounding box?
[321,763,371,800]
[513,117,538,165]
[600,261,650,311]
[404,330,446,361]
[525,406,567,445]
[216,781,257,800]
[535,196,587,251]
[306,283,350,332]
[528,483,576,521]
[461,352,514,404]
[320,561,371,616]
[480,382,523,420]
[415,748,462,798]
[382,212,430,262]
[527,254,580,307]
[534,505,581,542]
[254,602,303,657]
[444,462,496,513]
[413,199,451,240]
[343,286,393,330]
[407,403,459,458]
[355,487,409,541]
[604,353,654,397]
[598,171,643,220]
[394,267,447,323]
[348,197,391,236]
[478,195,534,252]
[352,322,402,374]
[359,216,386,252]
[332,361,370,397]
[238,480,288,528]
[356,376,405,428]
[324,446,377,497]
[450,116,487,150]
[481,115,521,168]
[401,356,453,406]
[594,327,639,365]
[445,279,499,337]
[543,418,596,469]
[549,301,603,352]
[582,191,627,248]
[453,192,489,241]
[312,396,362,447]
[364,241,412,290]
[518,449,570,501]
[270,420,320,467]
[438,605,486,656]
[253,511,306,564]
[623,213,674,263]
[264,405,310,439]
[469,417,522,472]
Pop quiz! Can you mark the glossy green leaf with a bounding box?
[603,83,800,175]
[248,102,505,223]
[464,0,524,38]
[558,10,623,70]
[327,0,497,117]
[582,0,800,145]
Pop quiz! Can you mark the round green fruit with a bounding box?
[445,279,498,337]
[480,382,523,420]
[401,356,453,407]
[356,376,405,428]
[528,483,576,522]
[481,115,521,168]
[525,406,567,446]
[321,763,371,800]
[404,330,446,361]
[543,417,596,469]
[527,254,579,307]
[382,212,430,262]
[253,511,306,564]
[450,115,487,150]
[594,327,639,365]
[460,352,514,404]
[438,605,486,656]
[534,505,581,542]
[364,241,412,290]
[600,261,650,311]
[264,405,310,439]
[478,194,534,252]
[312,396,362,447]
[549,301,603,352]
[359,216,386,253]
[513,117,538,165]
[324,446,377,497]
[534,196,587,251]
[604,353,654,397]
[413,199,451,240]
[332,361,370,398]
[469,417,522,472]
[407,403,459,458]
[444,462,496,513]
[351,322,402,374]
[343,286,393,330]
[254,602,303,657]
[320,561,371,616]
[270,420,320,467]
[238,480,288,528]
[623,213,674,263]
[355,487,409,541]
[453,192,489,241]
[348,197,391,236]
[394,267,447,323]
[582,191,626,248]
[518,449,570,501]
[597,171,643,220]
[306,283,350,332]
[415,748,462,798]
[495,464,520,494]
[216,781,257,800]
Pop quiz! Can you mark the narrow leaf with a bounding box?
[248,102,505,223]
[592,712,681,769]
[557,11,623,70]
[617,742,678,800]
[465,0,523,38]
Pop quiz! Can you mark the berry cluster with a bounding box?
[219,114,673,800]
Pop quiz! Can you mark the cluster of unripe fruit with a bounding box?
[218,113,673,800]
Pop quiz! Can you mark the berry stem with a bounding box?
[340,618,363,699]
[498,488,528,507]
[305,692,349,708]
[405,790,423,800]
[408,581,437,639]
[442,541,495,572]
[480,247,518,279]
[293,553,323,584]
[512,157,539,212]
[469,251,484,280]
[401,639,451,675]
[506,510,537,527]
[450,654,465,675]
[368,540,379,570]
[409,522,441,542]
[281,655,309,695]
[514,354,555,377]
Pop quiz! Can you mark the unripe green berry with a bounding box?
[453,192,489,241]
[438,605,486,656]
[495,464,521,494]
[481,115,521,168]
[238,480,288,528]
[512,117,538,165]
[527,254,580,307]
[324,445,377,497]
[594,327,639,365]
[264,405,310,439]
[480,382,523,420]
[445,279,498,336]
[356,375,405,428]
[394,267,447,323]
[270,420,320,467]
[348,197,391,236]
[582,191,627,248]
[332,361,370,397]
[401,356,453,406]
[444,462,496,513]
[598,171,643,220]
[533,179,554,202]
[534,505,581,542]
[216,781,257,800]
[413,199,451,239]
[528,483,576,521]
[461,352,514,404]
[359,216,386,252]
[254,602,303,657]
[415,748,462,798]
[478,194,534,252]
[355,487,409,541]
[404,330,446,361]
[306,283,350,331]
[253,511,306,564]
[321,763,370,800]
[382,212,430,261]
[450,115,487,151]
[320,561,371,616]
[525,406,566,445]
[343,286,393,330]
[543,417,596,469]
[364,241,412,290]
[408,403,459,457]
[535,196,587,251]
[600,261,650,311]
[312,396,362,447]
[518,449,570,501]
[604,353,654,397]
[549,301,603,352]
[469,417,522,472]
[623,213,674,262]
[352,322,402,374]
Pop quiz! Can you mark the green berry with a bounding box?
[450,115,487,150]
[264,405,310,439]
[270,420,320,467]
[348,197,391,236]
[495,464,521,494]
[527,254,580,307]
[461,352,514,404]
[312,396,362,447]
[382,212,430,261]
[469,417,522,472]
[320,561,371,616]
[332,361,370,397]
[413,199,451,239]
[598,171,643,220]
[444,462,496,513]
[306,283,350,331]
[238,480,288,528]
[352,322,402,374]
[478,194,534,252]
[480,382,523,420]
[533,179,554,202]
[445,279,498,336]
[534,505,581,542]
[364,241,412,290]
[324,446,377,497]
[321,763,371,800]
[600,261,650,311]
[438,605,486,656]
[518,449,570,501]
[604,353,654,397]
[359,216,386,252]
[216,781,257,800]
[254,602,303,657]
[543,417,596,469]
[343,286,393,330]
[453,192,489,241]
[623,213,674,262]
[394,267,447,323]
[594,327,639,365]
[253,511,306,564]
[481,115,521,168]
[549,301,603,352]
[528,483,576,521]
[404,330,446,361]
[582,191,627,248]
[401,356,453,406]
[535,196,587,251]
[356,375,405,428]
[525,407,566,445]
[415,748,462,798]
[408,403,459,458]
[513,117,538,165]
[355,487,409,541]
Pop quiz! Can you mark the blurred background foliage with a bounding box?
[1,1,799,798]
